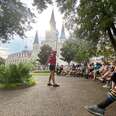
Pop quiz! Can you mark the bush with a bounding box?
[0,64,6,83]
[0,63,33,84]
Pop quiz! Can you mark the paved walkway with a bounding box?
[0,76,115,116]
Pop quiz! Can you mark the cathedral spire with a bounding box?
[50,9,56,31]
[60,24,66,40]
[33,31,39,44]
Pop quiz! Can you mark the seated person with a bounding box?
[94,62,102,79]
[85,67,116,116]
[88,63,94,79]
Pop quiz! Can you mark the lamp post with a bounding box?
[56,30,59,56]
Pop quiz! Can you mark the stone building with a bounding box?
[5,32,39,65]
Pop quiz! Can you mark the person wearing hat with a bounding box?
[85,66,116,116]
[47,50,59,87]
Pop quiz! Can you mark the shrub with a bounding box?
[0,64,6,83]
[0,63,32,84]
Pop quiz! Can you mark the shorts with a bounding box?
[111,72,116,83]
[49,64,56,71]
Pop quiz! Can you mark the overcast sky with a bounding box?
[0,0,64,58]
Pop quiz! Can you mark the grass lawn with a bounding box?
[31,72,50,77]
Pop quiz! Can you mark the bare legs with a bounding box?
[48,73,52,84]
[48,70,59,87]
[48,70,55,84]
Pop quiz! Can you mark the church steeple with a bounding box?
[32,31,40,60]
[33,31,39,44]
[50,10,56,31]
[60,24,66,40]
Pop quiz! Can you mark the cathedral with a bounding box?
[6,10,66,65]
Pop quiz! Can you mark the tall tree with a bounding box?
[60,39,76,64]
[38,45,52,65]
[56,0,116,52]
[0,0,34,42]
[61,38,96,63]
[74,39,96,62]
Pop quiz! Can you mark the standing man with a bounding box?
[47,50,59,87]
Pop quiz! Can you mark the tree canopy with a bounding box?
[60,40,76,64]
[74,39,96,62]
[61,38,96,63]
[38,44,52,65]
[0,0,34,43]
[1,0,116,55]
[33,0,52,13]
[55,0,116,51]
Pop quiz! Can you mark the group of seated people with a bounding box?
[57,64,83,77]
[56,65,64,75]
[56,60,116,89]
[87,60,116,88]
[68,64,83,77]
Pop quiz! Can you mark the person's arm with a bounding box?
[46,55,52,65]
[101,70,110,79]
[112,82,116,90]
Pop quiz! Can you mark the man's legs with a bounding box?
[85,93,115,116]
[48,65,54,86]
[48,71,52,86]
[51,70,59,87]
[97,94,115,109]
[51,70,55,84]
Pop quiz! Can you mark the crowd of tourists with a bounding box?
[56,63,84,77]
[47,49,115,116]
[86,60,116,89]
[56,60,116,89]
[85,60,116,116]
[55,60,116,116]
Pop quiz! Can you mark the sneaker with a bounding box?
[47,83,52,86]
[53,84,60,87]
[102,84,109,88]
[84,105,105,116]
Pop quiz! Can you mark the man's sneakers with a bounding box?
[47,83,60,87]
[47,83,52,86]
[84,105,105,116]
[53,84,60,87]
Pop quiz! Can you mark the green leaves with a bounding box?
[33,0,52,13]
[60,39,77,64]
[0,0,34,42]
[0,63,32,84]
[74,39,96,62]
[55,0,116,51]
[38,45,52,65]
[60,38,96,63]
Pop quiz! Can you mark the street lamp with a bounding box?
[56,30,59,56]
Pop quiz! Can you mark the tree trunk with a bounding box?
[107,27,116,52]
[111,23,116,36]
